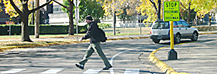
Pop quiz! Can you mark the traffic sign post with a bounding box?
[163,1,180,60]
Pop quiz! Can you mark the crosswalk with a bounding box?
[124,69,140,74]
[41,69,64,74]
[0,68,140,74]
[83,69,102,74]
[1,69,26,73]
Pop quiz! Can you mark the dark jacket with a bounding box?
[82,21,101,43]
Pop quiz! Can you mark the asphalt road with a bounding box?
[0,38,166,74]
[1,34,216,74]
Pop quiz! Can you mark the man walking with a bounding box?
[75,15,112,70]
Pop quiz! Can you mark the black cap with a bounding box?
[86,15,93,20]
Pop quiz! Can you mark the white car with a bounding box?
[150,20,199,44]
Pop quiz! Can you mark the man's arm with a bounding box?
[81,22,97,40]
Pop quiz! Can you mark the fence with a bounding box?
[102,22,152,35]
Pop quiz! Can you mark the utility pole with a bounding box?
[112,0,116,35]
[74,0,80,41]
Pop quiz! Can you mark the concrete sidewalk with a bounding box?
[149,32,217,74]
[154,38,217,74]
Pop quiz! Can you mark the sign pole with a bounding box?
[168,21,177,60]
[163,1,180,60]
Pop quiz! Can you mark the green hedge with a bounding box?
[97,23,112,29]
[0,25,87,35]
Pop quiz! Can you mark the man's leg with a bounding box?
[93,42,112,67]
[79,44,95,66]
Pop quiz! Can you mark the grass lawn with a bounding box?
[0,27,151,52]
[0,34,86,40]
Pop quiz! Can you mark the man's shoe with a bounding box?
[103,66,112,70]
[75,64,84,70]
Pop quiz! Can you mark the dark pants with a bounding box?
[79,42,112,67]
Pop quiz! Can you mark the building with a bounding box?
[0,0,65,24]
[0,1,10,24]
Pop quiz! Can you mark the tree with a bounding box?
[180,0,217,26]
[192,0,216,26]
[3,0,53,42]
[137,0,163,22]
[101,0,141,20]
[0,0,2,12]
[180,0,193,23]
[53,0,74,35]
[54,0,105,35]
[101,0,142,35]
[78,0,105,22]
[138,0,217,25]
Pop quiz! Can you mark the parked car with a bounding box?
[150,20,199,44]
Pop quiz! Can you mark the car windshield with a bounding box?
[152,21,169,29]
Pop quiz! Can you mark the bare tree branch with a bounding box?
[180,2,187,10]
[29,0,53,13]
[10,0,23,16]
[149,0,157,12]
[53,0,68,9]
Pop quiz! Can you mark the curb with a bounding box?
[148,32,217,74]
[148,45,190,74]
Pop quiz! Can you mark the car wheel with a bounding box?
[191,32,198,41]
[152,39,160,43]
[174,34,181,44]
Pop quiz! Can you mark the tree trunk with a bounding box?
[35,0,40,38]
[67,0,74,35]
[9,0,52,42]
[21,1,32,42]
[187,2,191,24]
[68,7,74,35]
[157,0,161,20]
[21,14,32,42]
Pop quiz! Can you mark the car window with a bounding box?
[181,21,189,27]
[177,21,184,27]
[173,21,178,28]
[152,21,169,29]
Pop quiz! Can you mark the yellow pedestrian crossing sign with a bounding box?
[163,1,180,21]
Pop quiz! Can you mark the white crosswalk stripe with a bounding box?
[124,69,140,74]
[0,68,140,74]
[83,69,102,74]
[41,68,64,74]
[0,69,26,74]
